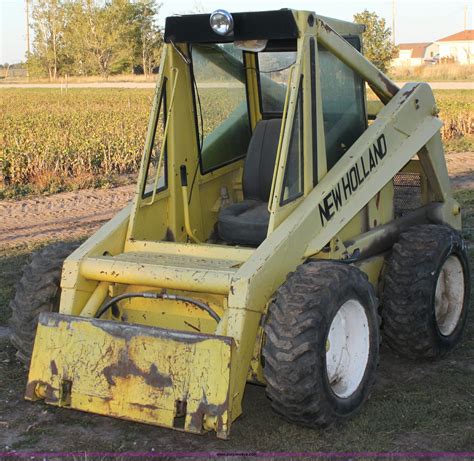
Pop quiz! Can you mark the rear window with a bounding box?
[257,50,296,114]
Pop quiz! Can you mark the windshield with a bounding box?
[191,44,251,173]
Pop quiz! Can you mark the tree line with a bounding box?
[27,2,396,80]
[28,0,163,79]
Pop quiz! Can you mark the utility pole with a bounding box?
[392,0,396,44]
[26,0,31,78]
[464,3,468,30]
[26,0,31,55]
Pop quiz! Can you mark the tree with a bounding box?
[62,0,132,77]
[353,10,397,73]
[31,0,66,79]
[132,0,162,76]
[28,0,164,78]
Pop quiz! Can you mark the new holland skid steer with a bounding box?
[10,9,470,439]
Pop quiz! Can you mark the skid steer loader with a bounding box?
[10,9,470,439]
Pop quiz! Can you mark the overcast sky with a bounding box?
[1,0,472,64]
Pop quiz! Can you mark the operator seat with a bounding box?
[218,118,281,246]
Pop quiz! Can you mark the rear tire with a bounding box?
[262,261,380,427]
[9,242,79,364]
[382,224,470,359]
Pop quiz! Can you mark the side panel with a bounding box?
[227,83,454,415]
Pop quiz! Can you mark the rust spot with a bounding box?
[131,402,159,411]
[25,380,58,403]
[50,360,58,376]
[184,321,201,332]
[103,350,172,388]
[379,73,399,97]
[319,19,335,34]
[397,84,420,107]
[92,316,229,344]
[188,394,229,434]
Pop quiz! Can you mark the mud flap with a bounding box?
[26,313,235,439]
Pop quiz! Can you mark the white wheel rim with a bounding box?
[434,255,465,336]
[326,299,370,399]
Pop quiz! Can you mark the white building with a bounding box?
[392,42,439,67]
[436,30,474,65]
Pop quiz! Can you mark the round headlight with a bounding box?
[210,9,234,36]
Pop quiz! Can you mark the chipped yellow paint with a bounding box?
[27,313,236,439]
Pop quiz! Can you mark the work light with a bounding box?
[210,9,234,36]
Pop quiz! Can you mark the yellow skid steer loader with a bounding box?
[10,9,470,439]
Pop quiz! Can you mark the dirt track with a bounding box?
[0,184,134,248]
[0,152,472,249]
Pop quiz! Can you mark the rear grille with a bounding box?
[394,172,422,218]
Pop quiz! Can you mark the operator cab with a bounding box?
[130,10,368,247]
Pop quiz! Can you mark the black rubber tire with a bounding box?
[9,242,79,364]
[262,260,380,427]
[382,224,470,359]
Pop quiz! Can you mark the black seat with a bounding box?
[218,119,281,246]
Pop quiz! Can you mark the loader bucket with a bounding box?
[25,313,236,439]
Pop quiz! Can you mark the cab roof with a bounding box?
[164,9,364,44]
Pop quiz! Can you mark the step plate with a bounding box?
[26,313,235,439]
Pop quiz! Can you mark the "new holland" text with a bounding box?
[318,134,387,227]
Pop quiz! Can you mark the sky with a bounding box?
[1,0,473,64]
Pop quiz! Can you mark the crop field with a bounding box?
[0,88,473,198]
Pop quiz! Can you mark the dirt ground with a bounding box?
[0,152,472,249]
[0,185,134,249]
[0,152,473,455]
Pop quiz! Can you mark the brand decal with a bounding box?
[318,134,387,226]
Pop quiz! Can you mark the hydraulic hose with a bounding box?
[94,292,221,323]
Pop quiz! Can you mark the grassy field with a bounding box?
[389,63,474,82]
[2,63,473,83]
[1,88,473,199]
[0,190,473,453]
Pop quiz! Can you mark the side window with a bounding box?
[281,81,303,205]
[258,50,297,115]
[192,44,251,173]
[318,42,366,170]
[142,84,167,198]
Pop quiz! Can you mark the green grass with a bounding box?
[455,189,474,241]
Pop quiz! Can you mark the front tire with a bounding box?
[262,261,380,427]
[382,224,470,359]
[9,242,79,364]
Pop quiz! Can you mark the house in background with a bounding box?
[436,30,474,64]
[392,42,439,67]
